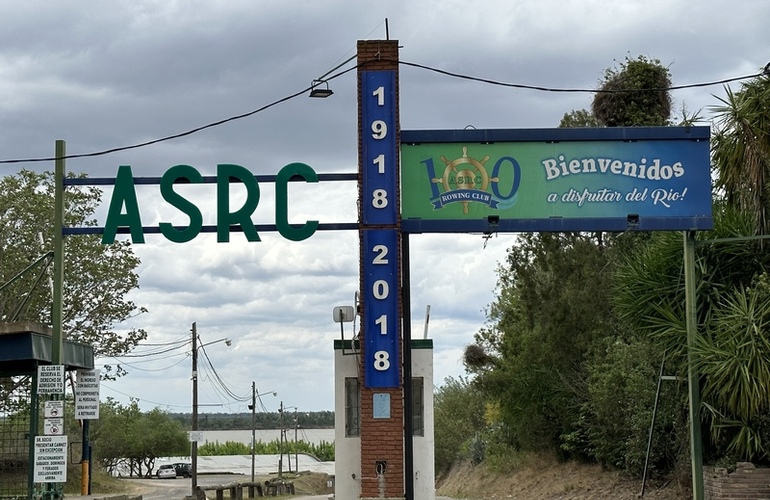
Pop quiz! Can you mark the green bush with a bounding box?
[570,335,684,476]
[433,377,486,476]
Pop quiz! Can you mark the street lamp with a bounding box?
[307,54,357,98]
[309,80,333,98]
[191,322,231,498]
[249,383,277,483]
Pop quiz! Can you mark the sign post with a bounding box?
[357,39,406,500]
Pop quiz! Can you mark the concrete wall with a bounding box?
[334,341,361,500]
[411,340,435,500]
[334,339,434,500]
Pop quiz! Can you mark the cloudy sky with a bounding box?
[1,1,768,413]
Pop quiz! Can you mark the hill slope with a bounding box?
[436,455,689,499]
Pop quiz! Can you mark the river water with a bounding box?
[200,428,335,446]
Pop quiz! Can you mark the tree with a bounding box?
[90,399,142,475]
[468,233,614,455]
[712,74,770,234]
[136,409,190,474]
[559,56,673,129]
[0,170,146,376]
[466,54,679,471]
[91,399,188,476]
[559,109,600,128]
[592,55,672,127]
[613,205,770,462]
[568,333,686,475]
[611,73,770,462]
[433,376,486,476]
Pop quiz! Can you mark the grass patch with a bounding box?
[63,465,140,495]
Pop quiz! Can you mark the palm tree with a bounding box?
[711,73,770,234]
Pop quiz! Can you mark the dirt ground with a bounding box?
[436,455,691,500]
[72,472,333,500]
[73,459,690,500]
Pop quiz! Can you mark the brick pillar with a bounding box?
[357,39,403,500]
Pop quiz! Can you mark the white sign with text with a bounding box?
[37,365,65,395]
[34,435,67,483]
[75,369,100,419]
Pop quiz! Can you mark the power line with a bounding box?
[0,64,358,165]
[101,382,192,409]
[198,342,251,402]
[397,59,765,94]
[0,59,764,166]
[103,355,189,372]
[134,337,191,347]
[112,342,190,358]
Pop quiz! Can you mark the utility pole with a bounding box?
[294,408,298,473]
[251,381,256,483]
[49,139,65,500]
[191,322,199,498]
[278,400,284,476]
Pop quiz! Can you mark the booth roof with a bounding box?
[0,321,94,374]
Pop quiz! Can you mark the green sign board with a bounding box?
[400,127,712,233]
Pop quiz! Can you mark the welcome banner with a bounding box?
[400,127,712,233]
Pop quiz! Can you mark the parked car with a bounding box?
[173,462,192,478]
[156,464,176,479]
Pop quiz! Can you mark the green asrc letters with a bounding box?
[159,164,203,243]
[216,163,261,243]
[276,162,319,242]
[101,163,318,244]
[102,165,144,244]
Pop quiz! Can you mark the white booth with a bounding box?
[333,339,435,500]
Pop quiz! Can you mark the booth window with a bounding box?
[345,377,361,437]
[412,377,424,436]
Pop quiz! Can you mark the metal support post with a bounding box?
[684,231,704,500]
[251,381,256,483]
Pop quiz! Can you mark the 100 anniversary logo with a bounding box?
[420,146,522,214]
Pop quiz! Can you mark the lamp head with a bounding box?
[225,338,232,347]
[309,80,333,98]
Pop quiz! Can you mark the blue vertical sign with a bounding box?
[362,70,399,388]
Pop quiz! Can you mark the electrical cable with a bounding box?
[397,59,765,93]
[112,342,190,358]
[101,353,188,367]
[0,60,764,166]
[256,392,269,413]
[108,334,189,355]
[198,359,233,405]
[133,338,192,347]
[103,355,188,372]
[198,342,251,402]
[0,65,358,165]
[100,382,192,409]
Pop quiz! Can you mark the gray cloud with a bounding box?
[2,0,768,411]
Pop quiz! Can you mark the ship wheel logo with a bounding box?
[431,147,501,213]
